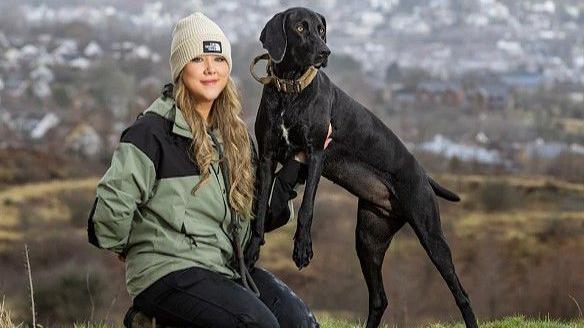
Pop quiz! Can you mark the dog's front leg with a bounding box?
[245,155,276,269]
[293,148,325,269]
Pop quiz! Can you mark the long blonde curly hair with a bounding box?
[172,75,256,221]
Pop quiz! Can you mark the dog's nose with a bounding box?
[320,49,331,57]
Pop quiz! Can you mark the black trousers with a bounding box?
[132,266,319,328]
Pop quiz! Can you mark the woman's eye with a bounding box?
[215,57,225,62]
[192,57,203,62]
[296,24,304,33]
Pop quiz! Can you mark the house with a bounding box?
[467,84,513,111]
[7,110,46,137]
[501,72,543,91]
[520,138,583,160]
[31,112,60,139]
[386,87,417,111]
[0,31,9,49]
[19,44,40,62]
[0,121,20,149]
[30,65,54,83]
[64,122,102,158]
[69,57,91,70]
[112,41,135,60]
[84,41,103,58]
[52,39,79,64]
[130,45,151,60]
[418,134,503,165]
[5,74,27,98]
[416,81,465,108]
[385,62,403,89]
[30,65,55,98]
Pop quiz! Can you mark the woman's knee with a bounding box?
[237,304,280,328]
[276,296,319,328]
[251,267,319,328]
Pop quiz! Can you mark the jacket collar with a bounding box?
[143,96,223,147]
[171,103,193,139]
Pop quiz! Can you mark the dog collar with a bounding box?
[250,53,318,93]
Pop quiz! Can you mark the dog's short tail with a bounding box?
[428,176,461,202]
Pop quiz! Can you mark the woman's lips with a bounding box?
[201,79,218,86]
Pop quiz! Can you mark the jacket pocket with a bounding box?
[182,217,218,247]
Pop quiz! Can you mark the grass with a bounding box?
[427,315,584,328]
[0,296,22,328]
[0,177,97,230]
[66,316,584,327]
[316,315,584,328]
[3,300,582,327]
[74,324,111,328]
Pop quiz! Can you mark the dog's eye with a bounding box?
[296,24,304,33]
[319,26,325,35]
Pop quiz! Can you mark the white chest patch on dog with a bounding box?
[280,123,290,145]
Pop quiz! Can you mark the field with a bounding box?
[0,172,582,327]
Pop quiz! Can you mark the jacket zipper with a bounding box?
[181,223,197,248]
[210,163,228,223]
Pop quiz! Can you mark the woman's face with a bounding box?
[181,55,229,103]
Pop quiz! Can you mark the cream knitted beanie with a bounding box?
[170,12,232,83]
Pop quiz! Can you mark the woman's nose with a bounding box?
[203,58,217,74]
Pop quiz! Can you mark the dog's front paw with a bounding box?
[245,237,262,270]
[292,235,313,269]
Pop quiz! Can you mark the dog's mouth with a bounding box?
[314,59,327,68]
[313,54,329,68]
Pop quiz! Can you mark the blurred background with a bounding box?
[0,0,582,326]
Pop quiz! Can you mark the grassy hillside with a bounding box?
[0,173,582,327]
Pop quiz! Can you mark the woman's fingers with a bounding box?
[294,152,307,163]
[295,123,333,162]
[324,123,333,148]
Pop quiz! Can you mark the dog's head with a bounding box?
[260,7,330,69]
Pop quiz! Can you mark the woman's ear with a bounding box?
[260,11,288,63]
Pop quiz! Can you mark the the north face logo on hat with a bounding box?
[203,41,222,53]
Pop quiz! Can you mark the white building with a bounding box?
[31,112,60,139]
[84,41,103,58]
[65,123,102,157]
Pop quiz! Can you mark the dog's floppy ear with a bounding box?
[317,12,327,43]
[260,11,288,63]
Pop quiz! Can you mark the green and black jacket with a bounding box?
[87,95,307,300]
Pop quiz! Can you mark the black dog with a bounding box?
[246,7,478,328]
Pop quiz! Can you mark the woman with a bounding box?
[87,12,330,327]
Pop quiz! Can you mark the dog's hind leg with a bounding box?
[406,189,478,328]
[356,199,405,328]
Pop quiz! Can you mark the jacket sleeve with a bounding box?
[249,135,308,233]
[87,120,159,254]
[264,158,308,232]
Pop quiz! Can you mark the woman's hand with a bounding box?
[293,123,333,163]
